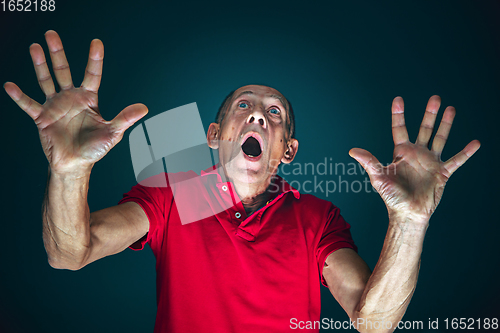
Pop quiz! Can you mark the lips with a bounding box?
[241,132,264,159]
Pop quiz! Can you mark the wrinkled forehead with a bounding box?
[232,85,288,107]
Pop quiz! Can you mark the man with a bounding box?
[4,30,480,333]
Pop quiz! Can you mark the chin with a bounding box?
[227,154,269,184]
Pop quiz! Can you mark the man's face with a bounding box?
[209,85,296,187]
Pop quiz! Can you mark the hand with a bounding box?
[4,30,148,174]
[349,96,480,223]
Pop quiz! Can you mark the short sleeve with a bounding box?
[118,173,172,251]
[316,204,357,287]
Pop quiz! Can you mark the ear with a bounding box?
[281,138,299,164]
[207,123,220,149]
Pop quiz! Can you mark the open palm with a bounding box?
[350,96,480,222]
[4,30,148,174]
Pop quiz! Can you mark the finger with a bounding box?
[29,43,56,97]
[349,148,383,177]
[431,106,456,155]
[81,39,104,93]
[443,140,480,176]
[416,95,441,147]
[391,96,409,146]
[4,82,43,120]
[111,104,149,133]
[45,30,74,90]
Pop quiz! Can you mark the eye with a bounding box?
[238,102,249,108]
[269,107,281,115]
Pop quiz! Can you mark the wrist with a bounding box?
[388,209,430,228]
[49,164,93,182]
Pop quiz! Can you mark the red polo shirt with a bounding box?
[119,166,357,333]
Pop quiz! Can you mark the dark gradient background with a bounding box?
[0,1,499,332]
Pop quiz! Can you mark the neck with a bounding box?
[222,171,277,216]
[240,188,274,216]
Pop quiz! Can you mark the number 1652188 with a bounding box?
[1,0,55,11]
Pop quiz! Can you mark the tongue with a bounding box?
[241,137,262,157]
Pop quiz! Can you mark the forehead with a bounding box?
[232,85,286,106]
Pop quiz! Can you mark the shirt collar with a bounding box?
[200,164,224,183]
[200,165,300,199]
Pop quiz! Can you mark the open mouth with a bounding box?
[241,136,262,158]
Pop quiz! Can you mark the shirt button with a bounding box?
[235,212,242,219]
[222,185,228,191]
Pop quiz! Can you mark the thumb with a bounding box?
[349,148,382,176]
[111,103,148,133]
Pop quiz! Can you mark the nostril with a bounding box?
[249,116,255,123]
[259,119,264,126]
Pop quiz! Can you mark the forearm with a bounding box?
[43,167,93,270]
[353,213,428,332]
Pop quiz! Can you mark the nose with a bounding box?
[246,108,267,128]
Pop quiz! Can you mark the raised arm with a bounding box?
[323,96,480,332]
[4,30,149,270]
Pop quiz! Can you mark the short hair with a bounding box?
[215,88,296,139]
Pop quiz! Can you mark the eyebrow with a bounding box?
[234,91,288,110]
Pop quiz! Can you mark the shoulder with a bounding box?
[134,170,199,188]
[123,170,201,201]
[295,192,338,211]
[286,192,342,224]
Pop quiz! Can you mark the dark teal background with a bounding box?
[0,0,498,332]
